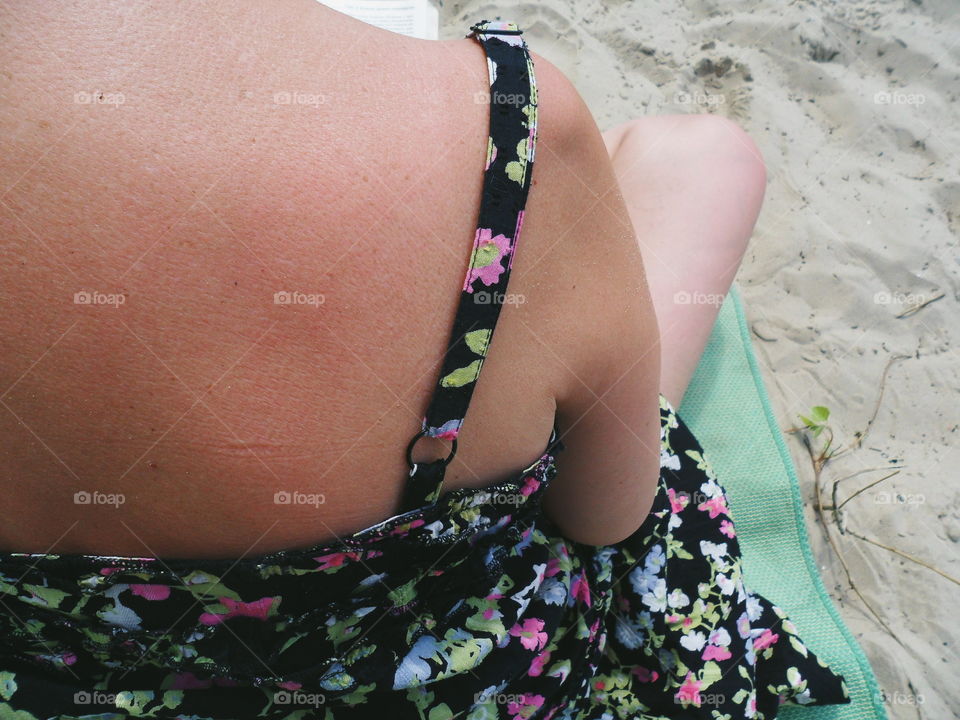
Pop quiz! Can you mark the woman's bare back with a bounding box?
[0,0,662,557]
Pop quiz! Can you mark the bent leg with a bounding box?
[601,114,766,409]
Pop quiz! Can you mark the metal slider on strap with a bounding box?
[469,22,523,36]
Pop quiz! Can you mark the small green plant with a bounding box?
[792,405,836,465]
[798,405,829,435]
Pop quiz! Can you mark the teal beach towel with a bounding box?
[677,284,886,720]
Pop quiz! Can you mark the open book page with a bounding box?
[318,0,439,40]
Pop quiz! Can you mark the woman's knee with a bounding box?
[614,114,766,258]
[616,114,766,189]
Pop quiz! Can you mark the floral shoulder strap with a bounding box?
[400,20,539,512]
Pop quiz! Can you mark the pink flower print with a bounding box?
[482,605,501,620]
[754,628,780,651]
[737,611,752,639]
[99,567,121,575]
[509,210,525,271]
[277,680,302,690]
[313,551,361,570]
[697,495,729,519]
[130,584,171,601]
[702,644,732,661]
[571,573,592,607]
[463,228,513,292]
[485,141,498,171]
[719,519,736,538]
[545,558,561,578]
[668,487,689,513]
[422,414,461,441]
[675,671,702,705]
[394,518,426,535]
[509,618,548,652]
[529,648,551,676]
[506,693,544,720]
[631,666,659,683]
[587,617,602,643]
[520,475,541,496]
[198,596,275,626]
[61,652,77,666]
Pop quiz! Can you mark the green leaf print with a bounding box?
[440,360,482,388]
[789,634,809,657]
[464,597,507,638]
[405,686,435,712]
[341,683,376,707]
[505,137,529,184]
[471,240,502,270]
[464,328,492,356]
[115,690,154,713]
[667,536,694,560]
[388,578,418,608]
[0,672,16,701]
[319,664,355,691]
[787,666,805,688]
[700,660,722,688]
[0,704,41,720]
[444,633,492,673]
[161,690,184,710]
[179,571,242,601]
[22,584,70,609]
[428,703,455,720]
[465,702,498,720]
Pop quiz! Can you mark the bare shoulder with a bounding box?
[515,47,660,405]
[517,48,664,545]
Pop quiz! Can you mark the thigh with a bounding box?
[601,114,766,408]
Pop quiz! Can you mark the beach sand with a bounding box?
[444,1,959,717]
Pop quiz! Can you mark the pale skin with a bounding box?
[0,0,764,557]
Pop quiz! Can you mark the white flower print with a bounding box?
[700,540,728,563]
[708,627,731,647]
[641,577,667,613]
[645,544,666,573]
[679,630,707,652]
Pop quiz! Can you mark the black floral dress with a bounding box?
[0,20,849,720]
